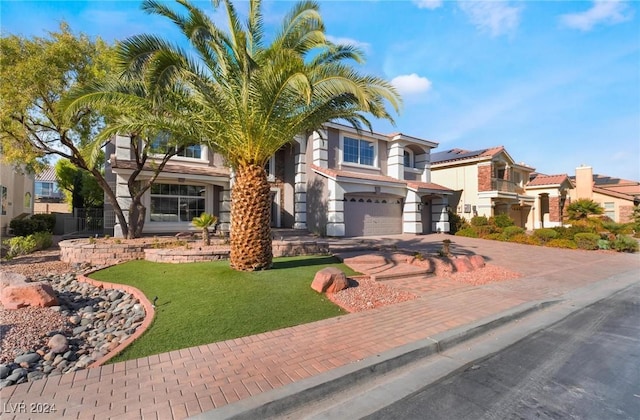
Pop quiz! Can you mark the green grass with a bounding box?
[89,256,356,362]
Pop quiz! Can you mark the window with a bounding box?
[24,192,31,208]
[604,202,615,220]
[404,150,414,168]
[150,183,205,222]
[150,133,202,159]
[265,155,276,181]
[35,181,59,198]
[1,185,6,215]
[343,137,375,166]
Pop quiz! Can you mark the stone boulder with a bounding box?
[311,267,348,294]
[47,334,69,354]
[451,256,474,273]
[469,255,486,269]
[0,272,58,310]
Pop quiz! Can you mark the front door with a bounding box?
[421,198,432,234]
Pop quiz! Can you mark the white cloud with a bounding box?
[326,35,371,53]
[560,0,632,31]
[458,1,523,37]
[413,0,443,10]
[391,73,433,96]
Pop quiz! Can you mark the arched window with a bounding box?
[404,149,414,168]
[24,192,31,209]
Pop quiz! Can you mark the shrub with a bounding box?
[501,226,525,240]
[9,217,50,236]
[546,239,578,249]
[448,211,468,234]
[509,233,541,246]
[553,225,595,240]
[484,233,503,241]
[533,228,559,243]
[470,216,489,226]
[3,232,53,259]
[31,213,56,232]
[611,235,639,253]
[602,221,633,235]
[574,233,600,250]
[567,198,603,220]
[490,214,515,228]
[474,225,497,238]
[597,239,611,250]
[455,227,478,238]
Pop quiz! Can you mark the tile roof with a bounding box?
[526,173,572,187]
[310,165,453,193]
[310,164,405,185]
[111,156,230,178]
[35,166,58,182]
[406,181,454,193]
[569,173,640,200]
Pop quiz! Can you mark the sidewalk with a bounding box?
[1,236,639,419]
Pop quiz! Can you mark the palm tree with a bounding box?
[76,0,401,270]
[192,213,218,246]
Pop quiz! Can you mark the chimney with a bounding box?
[575,165,593,199]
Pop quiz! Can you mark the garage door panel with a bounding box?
[344,196,402,236]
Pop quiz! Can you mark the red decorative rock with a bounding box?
[452,256,474,273]
[0,281,58,310]
[469,255,486,269]
[311,267,348,294]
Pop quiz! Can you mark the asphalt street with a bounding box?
[364,284,640,420]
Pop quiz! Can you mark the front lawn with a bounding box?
[89,256,356,362]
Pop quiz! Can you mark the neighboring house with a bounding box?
[0,161,34,235]
[525,173,574,229]
[570,165,640,223]
[34,166,68,214]
[430,147,536,229]
[105,122,454,237]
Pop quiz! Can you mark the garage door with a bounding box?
[344,196,403,236]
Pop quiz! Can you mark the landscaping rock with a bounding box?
[452,256,474,273]
[47,334,69,354]
[311,267,348,294]
[14,353,40,365]
[0,280,58,310]
[469,255,486,269]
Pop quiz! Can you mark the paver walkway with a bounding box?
[1,235,638,419]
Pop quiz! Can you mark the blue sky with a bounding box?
[1,0,639,180]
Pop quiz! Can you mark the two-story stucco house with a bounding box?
[104,122,453,237]
[430,147,536,229]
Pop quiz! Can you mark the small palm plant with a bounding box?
[192,213,218,246]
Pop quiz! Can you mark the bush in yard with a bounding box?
[485,233,503,241]
[553,225,595,240]
[455,227,478,238]
[501,226,525,240]
[31,213,56,233]
[602,221,633,236]
[471,216,489,226]
[490,214,515,228]
[3,232,53,259]
[448,211,468,234]
[474,225,497,238]
[567,198,603,220]
[611,235,639,253]
[546,239,578,249]
[509,233,541,246]
[9,218,48,236]
[533,228,559,243]
[597,239,611,250]
[574,233,600,250]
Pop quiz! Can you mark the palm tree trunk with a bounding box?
[230,164,272,271]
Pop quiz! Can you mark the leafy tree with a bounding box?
[1,23,194,238]
[566,198,604,221]
[54,159,104,210]
[68,0,402,270]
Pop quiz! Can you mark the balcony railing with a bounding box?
[491,178,525,194]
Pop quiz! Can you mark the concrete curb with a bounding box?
[192,299,557,420]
